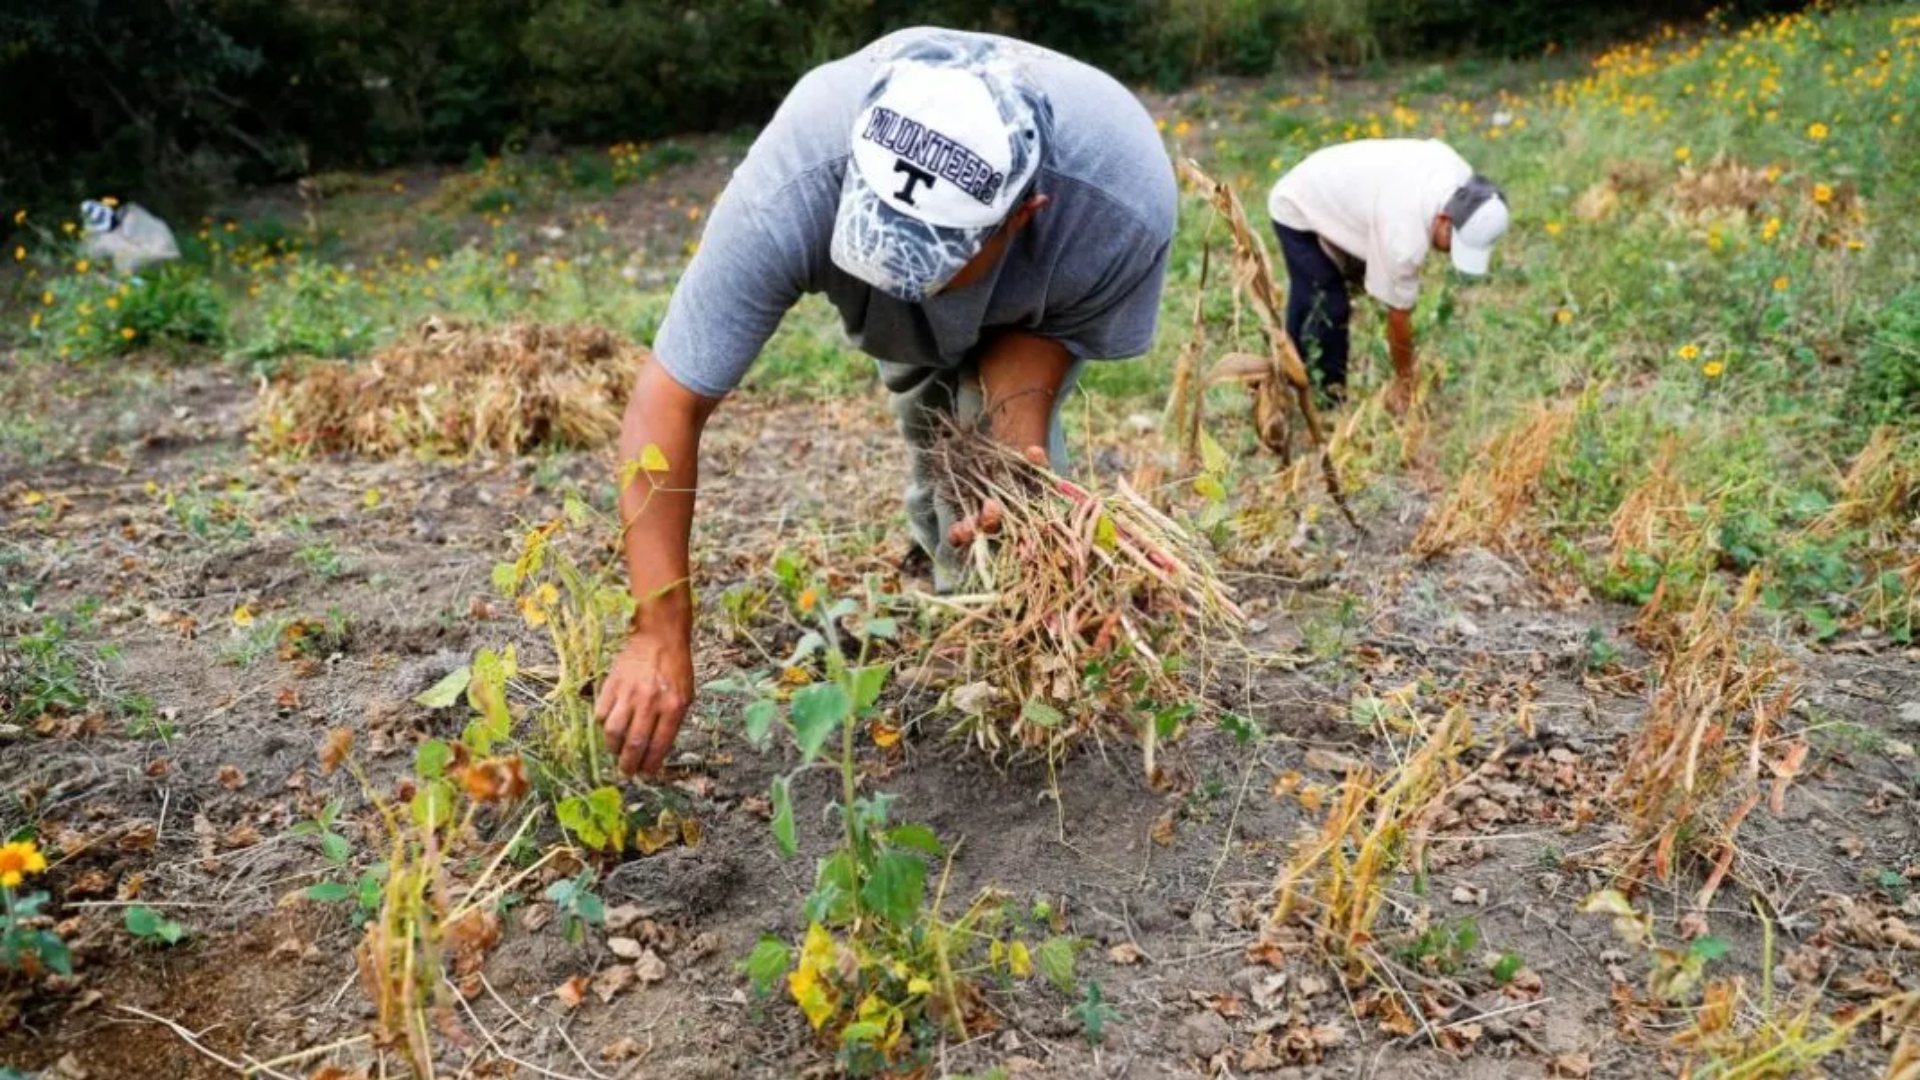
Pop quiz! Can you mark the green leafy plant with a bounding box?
[543,869,605,945]
[730,581,1074,1074]
[124,904,190,945]
[1072,982,1121,1046]
[1397,918,1481,975]
[290,798,353,865]
[2,616,91,720]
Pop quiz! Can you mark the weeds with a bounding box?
[0,838,67,978]
[123,905,190,946]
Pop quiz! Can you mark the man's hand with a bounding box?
[1384,375,1415,416]
[597,627,695,776]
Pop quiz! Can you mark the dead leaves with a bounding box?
[1237,1022,1346,1071]
[1548,1051,1594,1078]
[319,727,354,775]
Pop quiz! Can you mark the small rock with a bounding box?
[634,948,668,984]
[592,963,637,1003]
[604,904,651,933]
[1189,909,1218,935]
[1179,1009,1232,1058]
[608,936,644,960]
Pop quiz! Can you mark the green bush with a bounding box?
[1850,288,1920,429]
[30,265,226,360]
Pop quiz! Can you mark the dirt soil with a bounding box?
[2,350,1917,1080]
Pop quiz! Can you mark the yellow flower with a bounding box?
[0,839,48,888]
[233,604,255,628]
[11,246,22,262]
[1674,146,1692,162]
[907,975,933,995]
[1772,275,1789,291]
[101,196,119,208]
[10,209,24,225]
[1806,121,1829,140]
[120,327,136,341]
[1812,183,1834,204]
[1846,238,1865,251]
[74,259,90,273]
[1544,220,1563,236]
[1677,343,1702,361]
[61,221,76,236]
[1702,360,1725,378]
[41,291,53,306]
[1761,217,1782,242]
[105,296,119,310]
[1172,119,1192,138]
[1554,308,1574,326]
[504,251,519,268]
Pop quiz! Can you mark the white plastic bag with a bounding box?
[79,200,180,274]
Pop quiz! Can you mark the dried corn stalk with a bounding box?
[1169,159,1359,531]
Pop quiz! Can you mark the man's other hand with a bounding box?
[596,628,696,776]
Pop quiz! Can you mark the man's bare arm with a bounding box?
[977,330,1075,451]
[596,355,720,776]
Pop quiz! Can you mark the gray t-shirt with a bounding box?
[651,28,1177,398]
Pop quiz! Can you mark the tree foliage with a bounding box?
[2,0,1802,210]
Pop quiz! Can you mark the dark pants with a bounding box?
[1273,221,1352,394]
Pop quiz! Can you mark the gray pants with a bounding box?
[878,357,1083,592]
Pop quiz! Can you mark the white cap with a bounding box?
[829,33,1048,301]
[1447,183,1510,276]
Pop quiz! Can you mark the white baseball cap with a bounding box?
[830,33,1050,302]
[1443,175,1510,276]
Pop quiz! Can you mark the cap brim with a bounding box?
[830,167,994,302]
[1450,241,1493,276]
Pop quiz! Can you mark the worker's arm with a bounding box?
[597,356,721,776]
[1385,306,1416,415]
[977,330,1075,451]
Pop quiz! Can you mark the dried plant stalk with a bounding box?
[1611,571,1801,912]
[926,428,1243,774]
[254,317,643,457]
[1272,706,1472,980]
[1411,401,1574,559]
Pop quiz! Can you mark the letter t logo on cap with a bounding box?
[892,160,936,206]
